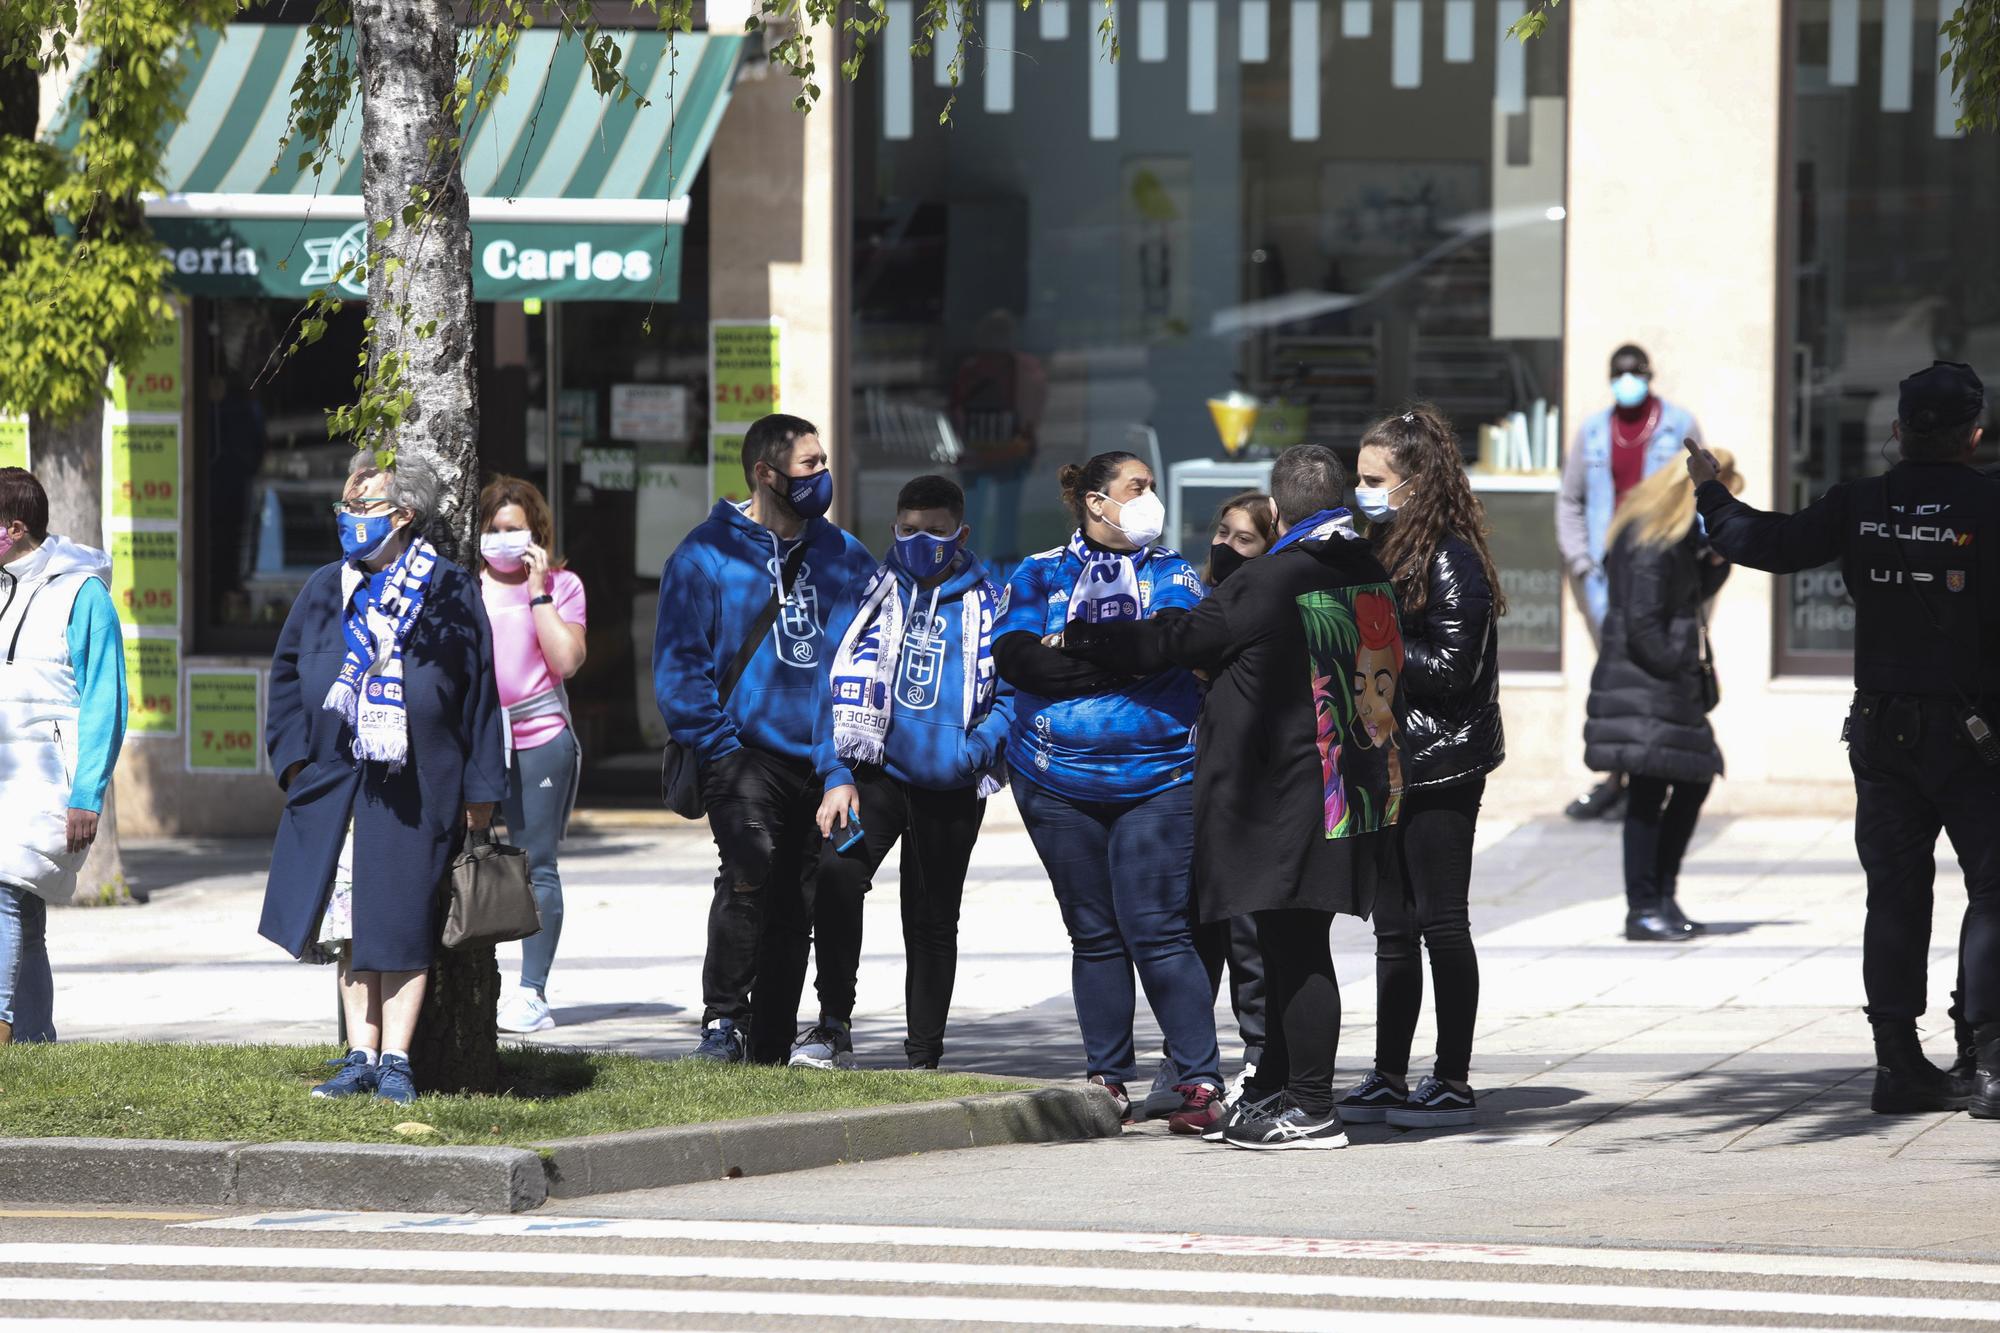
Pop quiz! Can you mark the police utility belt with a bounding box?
[1848,692,2000,768]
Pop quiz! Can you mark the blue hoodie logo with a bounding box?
[897,611,946,711]
[777,584,822,668]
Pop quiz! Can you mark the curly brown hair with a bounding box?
[1359,404,1507,619]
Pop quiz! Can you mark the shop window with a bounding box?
[850,0,1567,671]
[1784,0,2000,673]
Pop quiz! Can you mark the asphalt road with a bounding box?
[7,1202,2000,1331]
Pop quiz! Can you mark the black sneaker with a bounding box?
[1387,1075,1477,1128]
[1334,1070,1407,1123]
[1203,1089,1280,1142]
[1223,1096,1349,1151]
[787,1019,858,1070]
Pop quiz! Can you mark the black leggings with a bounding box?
[1245,909,1340,1115]
[1623,774,1712,911]
[1372,778,1484,1084]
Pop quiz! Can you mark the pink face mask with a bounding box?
[0,528,16,562]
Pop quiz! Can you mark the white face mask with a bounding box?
[480,530,533,571]
[1094,489,1165,547]
[1354,477,1413,522]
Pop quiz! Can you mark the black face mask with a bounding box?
[1207,543,1249,586]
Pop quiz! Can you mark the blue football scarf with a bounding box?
[323,536,438,770]
[1269,507,1358,554]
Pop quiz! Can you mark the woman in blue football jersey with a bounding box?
[993,450,1223,1134]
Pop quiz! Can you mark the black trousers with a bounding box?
[699,746,823,1061]
[1850,693,2000,1027]
[1195,914,1267,1066]
[776,767,986,1067]
[1243,909,1340,1116]
[1372,777,1484,1083]
[1622,774,1712,911]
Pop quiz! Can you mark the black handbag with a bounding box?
[660,541,809,818]
[1696,601,1721,714]
[439,827,540,950]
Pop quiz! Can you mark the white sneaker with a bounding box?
[1224,1061,1258,1107]
[496,986,555,1033]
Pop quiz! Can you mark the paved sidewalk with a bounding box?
[49,800,1962,1088]
[40,800,1997,1252]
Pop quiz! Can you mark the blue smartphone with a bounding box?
[835,816,866,854]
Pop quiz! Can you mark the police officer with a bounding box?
[1684,362,2000,1118]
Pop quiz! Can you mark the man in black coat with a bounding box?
[1689,361,2000,1118]
[1064,444,1403,1150]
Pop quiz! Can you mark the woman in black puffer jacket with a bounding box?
[1585,448,1743,943]
[1335,405,1506,1131]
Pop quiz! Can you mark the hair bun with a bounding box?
[1057,462,1085,501]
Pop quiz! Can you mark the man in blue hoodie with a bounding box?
[768,476,1014,1071]
[655,414,875,1063]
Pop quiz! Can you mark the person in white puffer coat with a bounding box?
[0,468,126,1044]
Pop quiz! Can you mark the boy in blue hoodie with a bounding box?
[654,414,875,1063]
[770,475,1014,1070]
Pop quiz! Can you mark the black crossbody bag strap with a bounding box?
[716,540,810,706]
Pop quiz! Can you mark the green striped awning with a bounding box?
[96,24,742,302]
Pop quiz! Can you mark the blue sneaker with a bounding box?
[310,1051,378,1099]
[374,1054,418,1105]
[688,1019,747,1062]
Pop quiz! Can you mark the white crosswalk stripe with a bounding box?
[7,1220,1995,1331]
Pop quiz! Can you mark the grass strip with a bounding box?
[0,1043,1026,1149]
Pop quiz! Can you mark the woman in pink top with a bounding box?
[477,476,587,1033]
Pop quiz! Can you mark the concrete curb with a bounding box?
[0,1084,1118,1214]
[540,1084,1119,1198]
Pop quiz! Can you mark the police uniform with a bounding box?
[1695,362,2000,1116]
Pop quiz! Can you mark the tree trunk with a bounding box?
[30,397,132,907]
[353,0,495,1094]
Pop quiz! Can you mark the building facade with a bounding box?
[16,1,1991,834]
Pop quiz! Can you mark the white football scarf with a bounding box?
[1064,530,1146,626]
[830,564,998,791]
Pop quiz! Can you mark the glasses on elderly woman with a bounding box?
[329,497,397,517]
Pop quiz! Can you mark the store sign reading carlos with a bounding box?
[289,224,657,296]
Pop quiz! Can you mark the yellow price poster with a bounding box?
[186,670,261,773]
[710,432,750,506]
[711,321,781,424]
[124,636,180,737]
[110,529,178,628]
[110,423,179,521]
[111,321,183,415]
[0,416,25,470]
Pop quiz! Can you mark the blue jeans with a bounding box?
[0,886,54,1042]
[501,727,579,996]
[1014,777,1219,1089]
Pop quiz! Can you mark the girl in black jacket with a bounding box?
[1585,450,1744,942]
[1337,406,1507,1130]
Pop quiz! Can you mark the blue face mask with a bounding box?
[893,526,965,576]
[779,469,833,521]
[338,510,399,562]
[1612,372,1651,409]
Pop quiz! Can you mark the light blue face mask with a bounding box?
[1612,372,1651,410]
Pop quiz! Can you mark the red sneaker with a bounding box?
[1089,1074,1133,1123]
[1166,1082,1223,1135]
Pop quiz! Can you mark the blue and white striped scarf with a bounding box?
[323,537,438,771]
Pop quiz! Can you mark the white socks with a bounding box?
[351,1048,379,1066]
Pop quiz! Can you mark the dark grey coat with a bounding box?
[259,556,507,973]
[1584,528,1730,785]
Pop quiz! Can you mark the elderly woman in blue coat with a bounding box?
[261,452,507,1105]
